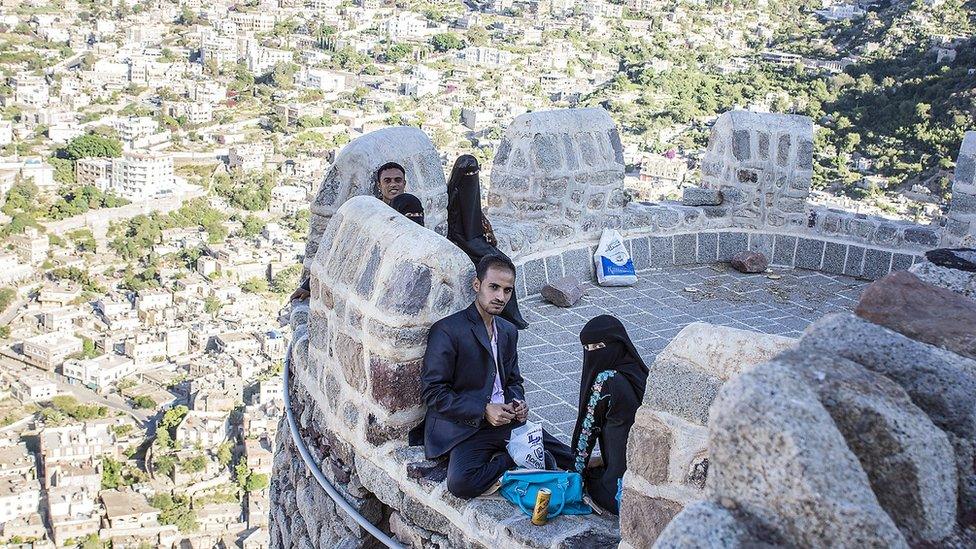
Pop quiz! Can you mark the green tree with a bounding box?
[204,296,222,316]
[160,405,188,432]
[151,493,198,533]
[384,43,412,63]
[271,62,299,90]
[234,456,250,491]
[241,215,265,237]
[182,454,207,473]
[241,277,268,293]
[48,157,75,184]
[154,455,176,477]
[64,134,122,160]
[245,472,268,492]
[102,456,122,489]
[217,442,233,468]
[132,395,157,409]
[0,287,15,310]
[271,264,302,294]
[431,32,464,52]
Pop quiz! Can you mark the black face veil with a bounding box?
[446,154,485,245]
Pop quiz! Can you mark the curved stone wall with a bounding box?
[275,108,976,549]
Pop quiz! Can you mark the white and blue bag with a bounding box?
[594,229,637,286]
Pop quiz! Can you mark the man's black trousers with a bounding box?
[445,422,574,499]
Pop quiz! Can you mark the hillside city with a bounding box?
[0,0,971,546]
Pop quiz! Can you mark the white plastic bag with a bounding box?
[507,421,545,470]
[594,229,637,286]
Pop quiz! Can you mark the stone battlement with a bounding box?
[271,108,976,549]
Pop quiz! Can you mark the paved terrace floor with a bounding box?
[520,264,868,440]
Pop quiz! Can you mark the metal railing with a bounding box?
[283,329,405,549]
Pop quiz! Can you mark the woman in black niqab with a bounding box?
[570,315,649,514]
[446,154,529,329]
[391,193,425,227]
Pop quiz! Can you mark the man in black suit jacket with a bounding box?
[421,255,573,499]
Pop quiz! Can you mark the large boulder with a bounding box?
[855,271,976,360]
[652,501,762,549]
[784,350,957,542]
[707,358,908,548]
[799,313,976,439]
[909,261,976,300]
[655,322,795,381]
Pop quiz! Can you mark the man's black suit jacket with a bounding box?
[421,302,525,460]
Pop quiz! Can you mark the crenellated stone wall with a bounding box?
[617,323,796,548]
[275,108,976,549]
[699,110,813,231]
[946,132,976,246]
[487,108,629,256]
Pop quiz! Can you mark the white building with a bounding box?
[8,227,49,264]
[0,120,12,146]
[110,151,176,201]
[304,68,352,92]
[75,157,113,191]
[0,476,41,525]
[63,354,135,391]
[10,73,49,108]
[461,47,514,68]
[247,46,294,74]
[164,101,214,125]
[175,411,229,447]
[228,143,271,172]
[269,185,307,215]
[123,335,167,365]
[12,374,58,402]
[0,252,32,285]
[22,333,82,371]
[136,288,173,312]
[380,12,428,40]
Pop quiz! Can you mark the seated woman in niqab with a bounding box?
[571,315,649,514]
[446,154,529,329]
[391,193,425,227]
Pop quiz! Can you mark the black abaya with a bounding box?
[446,155,529,329]
[571,315,650,514]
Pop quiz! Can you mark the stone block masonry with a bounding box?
[945,132,976,246]
[700,110,813,231]
[304,126,449,274]
[618,323,795,548]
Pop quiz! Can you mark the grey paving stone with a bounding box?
[891,252,913,273]
[561,247,593,283]
[795,238,826,270]
[844,245,865,278]
[544,254,564,282]
[718,232,748,261]
[697,233,718,263]
[517,265,866,436]
[648,236,675,269]
[772,235,797,266]
[523,258,548,295]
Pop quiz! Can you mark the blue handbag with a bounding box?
[499,470,593,519]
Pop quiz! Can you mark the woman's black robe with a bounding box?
[571,315,650,514]
[446,155,528,329]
